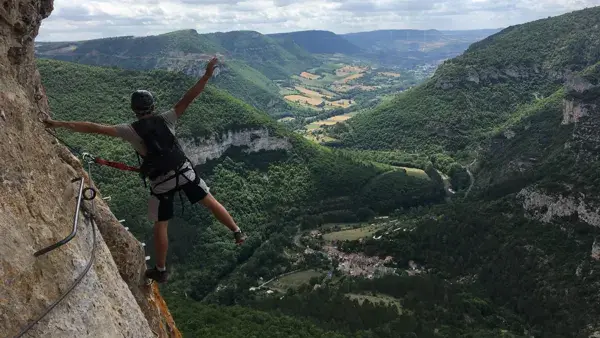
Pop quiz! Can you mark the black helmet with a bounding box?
[131,90,155,115]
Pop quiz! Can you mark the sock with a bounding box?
[156,265,166,272]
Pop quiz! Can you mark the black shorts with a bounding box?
[148,178,210,222]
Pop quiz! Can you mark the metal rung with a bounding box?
[34,178,85,257]
[118,219,125,223]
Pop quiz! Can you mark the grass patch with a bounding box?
[269,270,323,290]
[322,225,383,241]
[392,166,429,179]
[320,223,362,230]
[279,86,298,95]
[295,86,331,99]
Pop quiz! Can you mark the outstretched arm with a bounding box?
[173,57,219,118]
[44,119,118,137]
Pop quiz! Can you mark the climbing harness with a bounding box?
[14,157,99,338]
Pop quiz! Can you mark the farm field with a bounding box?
[338,73,364,84]
[305,111,356,130]
[284,94,323,106]
[300,71,320,80]
[267,270,323,291]
[295,86,332,99]
[392,166,429,179]
[322,224,383,241]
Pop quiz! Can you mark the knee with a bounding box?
[200,193,219,209]
[154,221,169,230]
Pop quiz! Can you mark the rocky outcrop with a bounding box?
[563,74,598,125]
[562,99,591,124]
[180,128,292,165]
[517,187,600,261]
[517,187,600,227]
[592,239,600,261]
[436,63,570,89]
[0,1,179,337]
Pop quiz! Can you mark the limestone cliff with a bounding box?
[0,1,180,337]
[180,128,292,165]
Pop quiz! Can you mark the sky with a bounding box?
[38,0,599,41]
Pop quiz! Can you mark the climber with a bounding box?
[41,57,245,284]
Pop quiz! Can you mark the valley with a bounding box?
[26,6,600,338]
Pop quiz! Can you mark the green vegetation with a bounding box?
[37,59,446,330]
[35,8,600,336]
[345,293,402,314]
[340,7,600,156]
[211,60,290,114]
[341,29,500,68]
[205,30,316,80]
[321,225,382,241]
[167,297,347,338]
[269,30,362,55]
[268,270,323,291]
[341,198,600,337]
[35,29,317,117]
[250,274,525,337]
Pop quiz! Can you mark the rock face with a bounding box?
[180,128,292,165]
[517,187,600,227]
[0,1,180,337]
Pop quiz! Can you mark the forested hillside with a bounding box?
[37,59,446,336]
[35,29,315,116]
[337,7,600,155]
[33,7,600,336]
[318,6,600,337]
[340,29,500,67]
[269,30,362,55]
[205,30,317,80]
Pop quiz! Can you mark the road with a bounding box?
[464,159,476,197]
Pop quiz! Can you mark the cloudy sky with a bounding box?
[39,0,599,41]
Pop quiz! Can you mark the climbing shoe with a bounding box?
[234,230,245,245]
[145,266,169,284]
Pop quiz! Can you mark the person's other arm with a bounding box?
[173,57,219,118]
[43,118,118,137]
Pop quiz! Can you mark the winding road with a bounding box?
[464,159,476,197]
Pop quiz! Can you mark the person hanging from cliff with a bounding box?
[41,57,245,284]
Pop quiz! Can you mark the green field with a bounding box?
[322,225,383,241]
[320,223,362,230]
[346,293,403,314]
[305,111,357,132]
[392,166,429,179]
[268,270,323,290]
[279,87,298,95]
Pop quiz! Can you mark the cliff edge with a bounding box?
[0,1,180,337]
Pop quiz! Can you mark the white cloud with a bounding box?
[38,0,600,41]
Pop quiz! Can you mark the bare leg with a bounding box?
[153,220,169,268]
[199,193,239,232]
